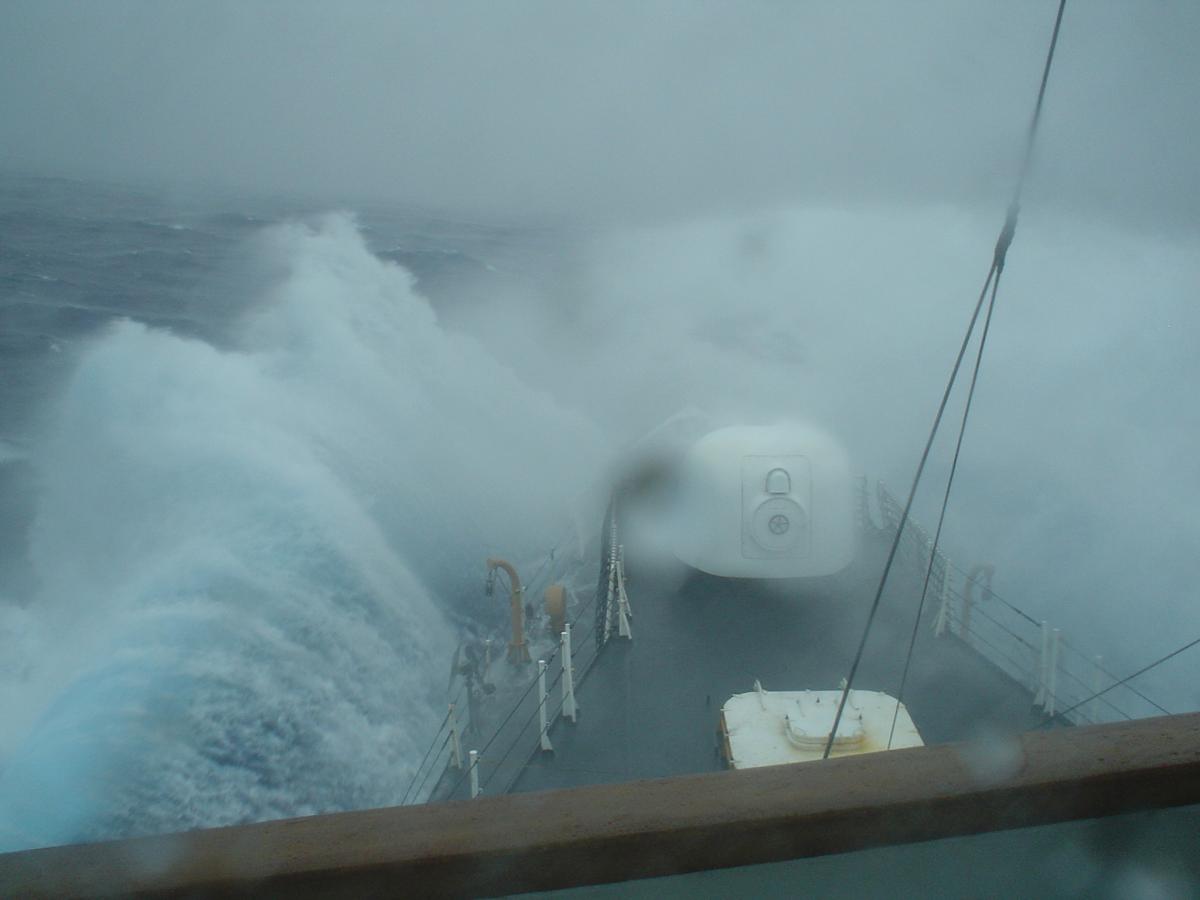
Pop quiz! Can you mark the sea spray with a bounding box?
[0,213,604,850]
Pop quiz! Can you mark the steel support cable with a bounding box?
[955,620,1046,688]
[1014,0,1068,209]
[427,503,611,802]
[479,622,609,795]
[509,622,613,790]
[401,681,468,805]
[417,528,571,801]
[947,591,1039,651]
[1054,659,1132,721]
[1055,635,1171,714]
[939,564,1170,716]
[943,557,1040,627]
[1067,652,1170,716]
[401,702,457,805]
[823,262,996,759]
[888,271,1003,748]
[481,600,608,793]
[444,666,544,799]
[1042,634,1200,726]
[938,561,1169,716]
[444,583,603,800]
[941,611,1036,686]
[409,730,454,805]
[480,613,602,793]
[482,666,567,792]
[825,0,1069,760]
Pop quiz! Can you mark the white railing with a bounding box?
[874,481,1170,725]
[404,500,621,804]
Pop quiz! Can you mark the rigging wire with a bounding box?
[442,558,605,800]
[400,699,458,805]
[481,610,613,795]
[1043,635,1200,725]
[405,518,582,804]
[1058,645,1171,716]
[824,0,1069,760]
[821,263,995,760]
[887,264,1004,749]
[1014,0,1068,208]
[931,554,1170,716]
[942,556,1040,627]
[409,730,455,805]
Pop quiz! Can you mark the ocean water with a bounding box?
[3,170,1198,852]
[0,173,604,849]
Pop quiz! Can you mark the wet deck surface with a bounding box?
[511,528,1045,793]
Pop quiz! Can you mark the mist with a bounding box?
[1,0,1198,852]
[439,203,1200,709]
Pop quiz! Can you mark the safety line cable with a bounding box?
[401,680,469,805]
[950,591,1039,650]
[933,556,1170,716]
[481,665,567,792]
[1059,646,1171,715]
[443,569,603,800]
[409,730,454,804]
[825,0,1069,759]
[1044,634,1200,725]
[400,701,457,805]
[942,556,1040,627]
[482,610,606,793]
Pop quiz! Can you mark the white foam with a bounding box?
[0,213,605,850]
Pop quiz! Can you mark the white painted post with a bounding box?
[1035,621,1050,709]
[449,703,463,769]
[468,749,480,799]
[538,659,553,752]
[959,576,972,642]
[617,544,633,640]
[561,624,578,722]
[604,530,619,641]
[933,571,951,638]
[1046,628,1061,717]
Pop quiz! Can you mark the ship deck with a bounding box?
[436,525,1047,801]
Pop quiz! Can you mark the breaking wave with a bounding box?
[0,214,602,850]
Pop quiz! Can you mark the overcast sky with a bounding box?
[2,0,1197,228]
[2,4,1200,847]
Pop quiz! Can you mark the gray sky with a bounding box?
[2,0,1197,227]
[1,1,1199,848]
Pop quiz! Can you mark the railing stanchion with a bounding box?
[1035,620,1050,709]
[562,624,578,722]
[960,581,972,643]
[934,569,951,638]
[1046,628,1061,717]
[468,750,480,799]
[604,518,619,641]
[538,659,554,752]
[449,703,463,769]
[617,544,633,640]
